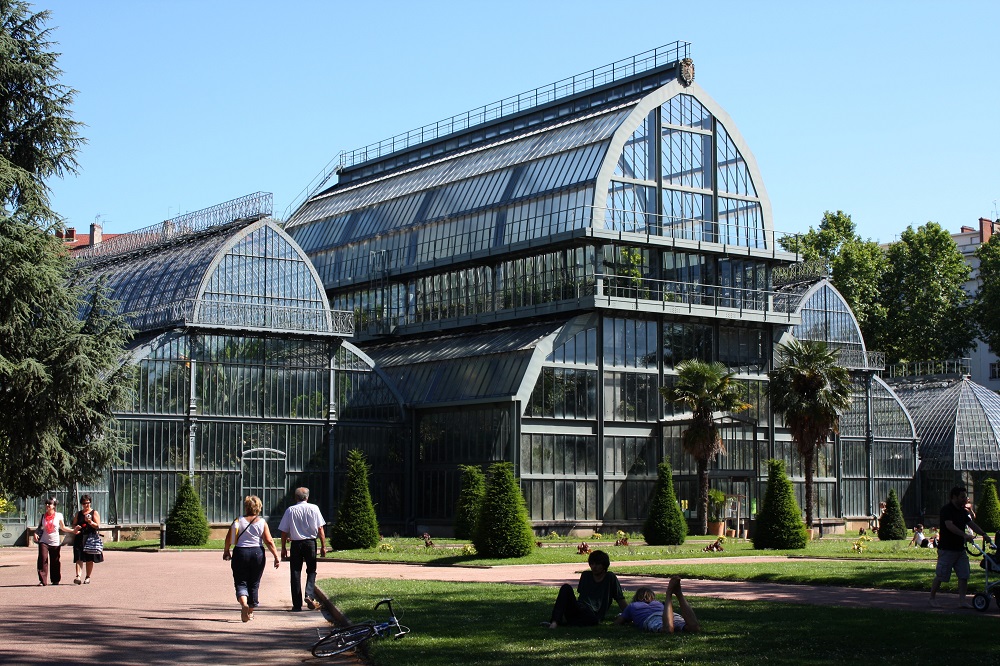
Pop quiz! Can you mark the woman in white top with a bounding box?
[223,495,280,622]
[33,498,76,585]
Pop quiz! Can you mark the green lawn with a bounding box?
[314,578,998,666]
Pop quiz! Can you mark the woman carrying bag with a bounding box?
[71,495,103,584]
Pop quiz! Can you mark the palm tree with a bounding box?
[768,339,851,528]
[660,360,750,535]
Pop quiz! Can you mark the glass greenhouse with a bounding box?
[284,44,919,534]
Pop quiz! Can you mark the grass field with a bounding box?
[314,578,999,666]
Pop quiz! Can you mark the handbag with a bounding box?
[83,531,104,555]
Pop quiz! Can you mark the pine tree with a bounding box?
[328,449,380,550]
[877,488,907,540]
[473,462,535,558]
[165,476,210,546]
[643,460,687,545]
[976,478,1000,535]
[454,464,486,540]
[753,459,808,550]
[0,1,131,498]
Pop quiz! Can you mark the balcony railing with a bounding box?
[885,358,971,378]
[596,273,802,316]
[835,349,885,370]
[125,299,354,336]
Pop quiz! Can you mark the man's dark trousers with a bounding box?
[289,538,318,610]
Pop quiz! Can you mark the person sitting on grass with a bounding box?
[547,550,626,628]
[613,577,701,634]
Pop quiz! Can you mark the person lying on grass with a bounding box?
[547,550,627,628]
[613,577,701,633]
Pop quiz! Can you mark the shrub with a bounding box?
[977,478,1000,534]
[473,462,535,558]
[329,449,380,550]
[454,464,486,539]
[877,488,907,540]
[165,475,210,546]
[708,488,727,522]
[642,460,687,545]
[753,459,807,550]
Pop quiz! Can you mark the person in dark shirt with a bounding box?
[547,550,627,628]
[929,486,993,608]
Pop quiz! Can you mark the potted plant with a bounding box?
[707,488,727,536]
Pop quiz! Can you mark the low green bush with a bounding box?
[165,475,210,546]
[473,462,534,558]
[753,459,807,550]
[329,449,380,550]
[976,477,1000,534]
[643,460,687,545]
[877,488,907,540]
[454,464,486,540]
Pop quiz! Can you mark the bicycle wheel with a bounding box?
[311,624,375,657]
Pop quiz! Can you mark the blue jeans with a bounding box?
[289,539,318,609]
[231,546,265,607]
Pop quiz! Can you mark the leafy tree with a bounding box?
[975,236,1000,356]
[881,222,974,364]
[768,340,851,527]
[753,459,807,550]
[660,360,749,535]
[642,460,687,545]
[165,476,210,546]
[0,1,132,498]
[830,239,889,347]
[779,210,859,262]
[473,462,534,558]
[976,478,1000,535]
[454,464,486,540]
[329,449,380,550]
[1,0,85,226]
[877,488,907,541]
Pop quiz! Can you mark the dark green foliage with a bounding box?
[329,449,380,550]
[753,459,807,550]
[975,237,1000,356]
[0,2,131,498]
[165,476,210,546]
[454,464,486,540]
[473,462,535,558]
[877,488,907,541]
[976,478,1000,535]
[642,461,687,545]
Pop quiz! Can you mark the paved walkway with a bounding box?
[0,548,991,665]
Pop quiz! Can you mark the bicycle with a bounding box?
[311,597,409,658]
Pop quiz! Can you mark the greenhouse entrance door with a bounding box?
[241,448,287,522]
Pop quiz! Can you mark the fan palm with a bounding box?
[660,360,750,535]
[768,339,852,528]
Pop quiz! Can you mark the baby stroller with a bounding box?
[966,537,1000,612]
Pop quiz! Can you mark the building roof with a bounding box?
[888,376,1000,471]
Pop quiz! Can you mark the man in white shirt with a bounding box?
[278,487,327,611]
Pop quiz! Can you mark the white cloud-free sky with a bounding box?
[39,0,1000,243]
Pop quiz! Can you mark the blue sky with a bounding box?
[41,1,999,243]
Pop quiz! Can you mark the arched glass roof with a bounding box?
[80,220,348,336]
[285,60,782,291]
[789,281,866,353]
[892,377,1000,471]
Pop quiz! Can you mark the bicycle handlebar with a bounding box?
[374,598,394,611]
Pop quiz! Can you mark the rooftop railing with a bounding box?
[124,298,354,337]
[337,42,690,172]
[885,358,972,378]
[74,192,273,264]
[596,273,803,317]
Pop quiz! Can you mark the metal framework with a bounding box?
[75,192,274,263]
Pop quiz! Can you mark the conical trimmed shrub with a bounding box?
[877,488,907,540]
[473,462,535,558]
[329,449,380,550]
[454,464,486,540]
[643,460,687,545]
[753,459,807,550]
[165,475,210,546]
[976,478,1000,534]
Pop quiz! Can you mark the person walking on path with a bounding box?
[547,549,627,628]
[71,495,103,584]
[223,495,281,622]
[929,486,994,608]
[278,487,327,612]
[33,497,75,586]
